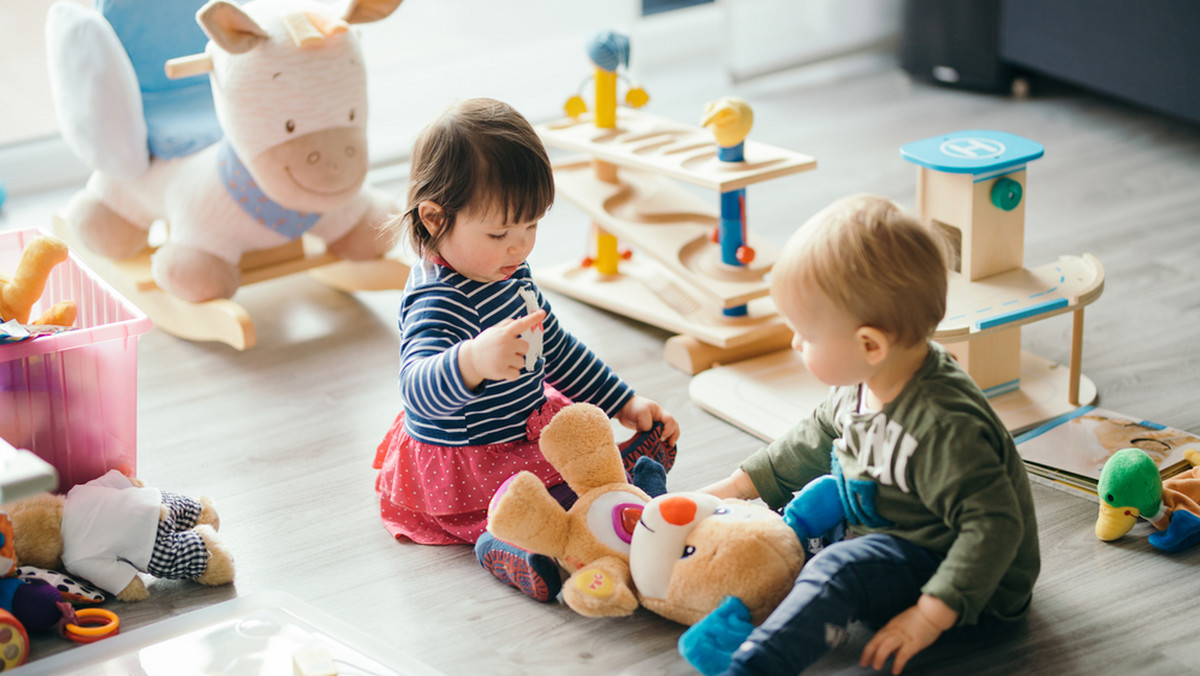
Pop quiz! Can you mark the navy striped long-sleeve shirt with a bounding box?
[398,259,633,446]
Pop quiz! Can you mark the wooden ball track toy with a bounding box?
[536,32,817,374]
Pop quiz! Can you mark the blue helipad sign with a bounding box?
[900,130,1044,175]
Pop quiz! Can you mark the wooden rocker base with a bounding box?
[689,348,1098,442]
[53,214,409,349]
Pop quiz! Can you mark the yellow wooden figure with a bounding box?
[0,234,77,327]
[563,30,649,124]
[564,30,649,275]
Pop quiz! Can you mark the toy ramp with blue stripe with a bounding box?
[936,254,1105,342]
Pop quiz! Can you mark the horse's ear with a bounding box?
[341,0,404,25]
[197,0,269,54]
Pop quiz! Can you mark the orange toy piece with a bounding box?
[0,609,28,669]
[0,235,77,327]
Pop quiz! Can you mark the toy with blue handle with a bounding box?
[678,475,847,674]
[679,596,755,676]
[783,474,845,542]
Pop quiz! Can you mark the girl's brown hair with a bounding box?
[385,98,555,257]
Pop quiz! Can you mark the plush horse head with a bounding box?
[189,0,387,214]
[49,0,405,301]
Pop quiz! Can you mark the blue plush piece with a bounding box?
[783,474,845,541]
[679,596,755,676]
[100,0,222,159]
[1149,510,1200,553]
[46,0,221,175]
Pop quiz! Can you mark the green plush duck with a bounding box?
[1096,447,1200,552]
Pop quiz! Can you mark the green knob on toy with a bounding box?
[990,177,1022,211]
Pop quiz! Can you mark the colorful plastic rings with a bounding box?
[64,608,120,643]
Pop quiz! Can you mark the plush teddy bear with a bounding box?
[487,402,808,625]
[0,512,65,632]
[630,491,805,627]
[487,402,651,618]
[6,470,234,601]
[0,234,76,327]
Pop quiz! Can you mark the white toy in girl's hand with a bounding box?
[516,286,544,371]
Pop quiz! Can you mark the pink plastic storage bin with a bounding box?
[0,227,153,493]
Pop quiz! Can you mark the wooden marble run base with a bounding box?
[535,254,788,351]
[53,214,409,349]
[690,348,1098,442]
[554,159,778,309]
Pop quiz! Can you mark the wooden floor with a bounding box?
[5,48,1200,675]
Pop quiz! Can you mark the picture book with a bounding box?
[1014,406,1200,495]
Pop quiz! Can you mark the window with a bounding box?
[643,0,714,17]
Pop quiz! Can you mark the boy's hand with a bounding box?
[700,469,759,500]
[616,395,680,446]
[459,310,545,389]
[860,594,957,674]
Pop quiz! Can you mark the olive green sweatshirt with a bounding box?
[741,342,1040,625]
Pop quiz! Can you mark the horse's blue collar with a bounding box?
[217,140,321,240]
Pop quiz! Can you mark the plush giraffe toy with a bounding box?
[0,234,76,327]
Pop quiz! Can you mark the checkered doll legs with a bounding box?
[147,491,209,580]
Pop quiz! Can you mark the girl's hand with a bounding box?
[616,395,680,446]
[458,310,545,390]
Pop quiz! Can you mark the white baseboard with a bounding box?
[0,136,90,198]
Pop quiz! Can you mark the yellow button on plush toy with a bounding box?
[572,568,614,599]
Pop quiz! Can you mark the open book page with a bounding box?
[1015,406,1200,490]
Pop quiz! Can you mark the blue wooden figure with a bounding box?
[701,97,756,317]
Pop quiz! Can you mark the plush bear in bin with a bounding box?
[6,470,234,601]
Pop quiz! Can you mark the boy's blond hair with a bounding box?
[771,194,947,348]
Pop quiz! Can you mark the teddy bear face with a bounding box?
[630,493,804,626]
[6,494,65,570]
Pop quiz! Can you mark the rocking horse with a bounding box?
[46,0,409,349]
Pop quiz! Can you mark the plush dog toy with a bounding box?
[48,0,404,302]
[6,470,234,601]
[0,234,76,327]
[488,402,808,626]
[1096,447,1200,552]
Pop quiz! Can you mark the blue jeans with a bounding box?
[725,533,977,675]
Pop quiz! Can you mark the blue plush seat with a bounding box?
[47,0,222,177]
[98,0,222,159]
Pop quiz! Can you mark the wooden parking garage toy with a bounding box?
[689,130,1105,438]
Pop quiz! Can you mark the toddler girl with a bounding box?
[373,98,679,602]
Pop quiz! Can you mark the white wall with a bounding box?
[722,0,902,81]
